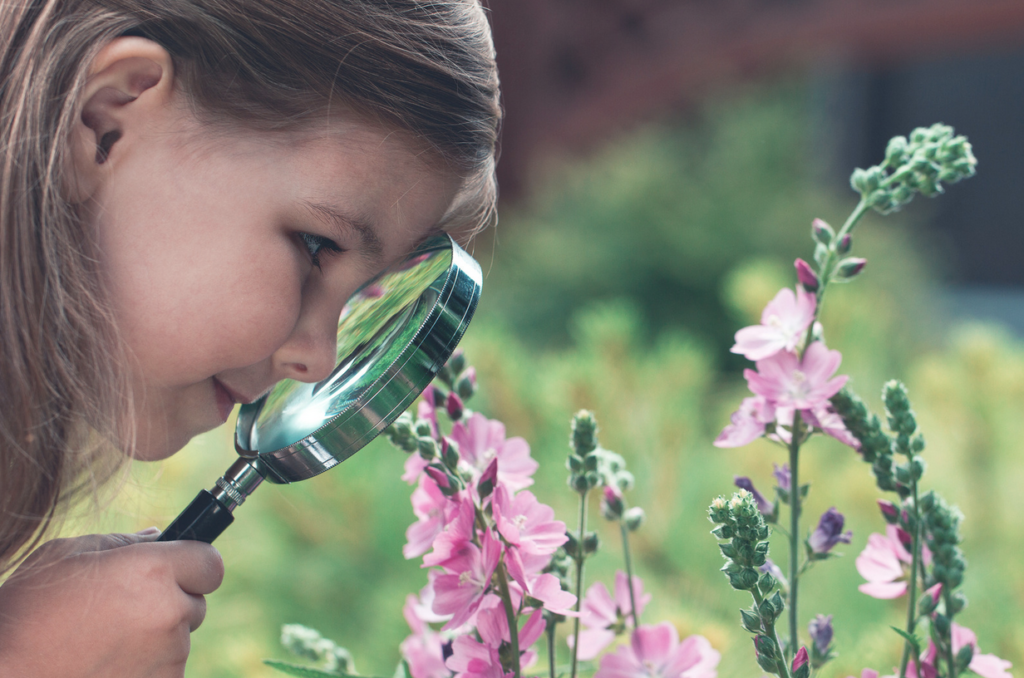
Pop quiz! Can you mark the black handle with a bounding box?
[157,490,234,543]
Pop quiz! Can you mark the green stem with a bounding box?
[546,617,557,678]
[898,482,923,678]
[569,489,590,678]
[788,413,802,660]
[753,588,794,678]
[620,520,641,629]
[810,198,871,326]
[495,563,522,678]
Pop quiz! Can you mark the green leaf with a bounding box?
[394,660,413,678]
[263,660,343,678]
[890,627,922,656]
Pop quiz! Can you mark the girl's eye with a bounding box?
[299,232,343,270]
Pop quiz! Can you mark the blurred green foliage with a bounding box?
[85,82,1023,677]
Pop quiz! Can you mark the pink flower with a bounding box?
[714,396,775,448]
[446,605,546,678]
[423,498,476,569]
[744,342,848,410]
[493,486,568,557]
[431,528,502,630]
[731,287,816,361]
[595,623,720,678]
[911,623,1012,678]
[855,525,931,599]
[570,571,652,660]
[400,590,450,678]
[450,413,538,491]
[405,475,451,559]
[846,671,880,678]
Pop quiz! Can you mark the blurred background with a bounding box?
[85,1,1024,675]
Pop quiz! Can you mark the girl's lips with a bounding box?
[212,378,237,423]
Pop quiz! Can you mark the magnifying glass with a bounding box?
[157,233,481,543]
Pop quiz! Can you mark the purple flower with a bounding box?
[808,507,852,554]
[772,463,791,492]
[733,476,773,515]
[808,614,833,654]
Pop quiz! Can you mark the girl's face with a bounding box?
[80,76,458,460]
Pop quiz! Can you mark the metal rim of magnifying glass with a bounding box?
[234,233,481,484]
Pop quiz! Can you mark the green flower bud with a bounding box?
[584,471,600,489]
[414,419,434,438]
[910,457,926,481]
[563,532,579,558]
[624,507,645,532]
[934,614,950,637]
[768,591,785,619]
[729,567,760,591]
[812,218,835,246]
[758,572,777,595]
[616,470,635,493]
[836,234,853,255]
[455,373,476,401]
[567,455,583,473]
[583,454,599,471]
[571,474,590,493]
[950,591,968,614]
[754,634,777,659]
[956,645,974,673]
[740,609,763,634]
[447,350,466,377]
[835,257,867,281]
[571,410,599,456]
[417,436,438,461]
[583,531,600,554]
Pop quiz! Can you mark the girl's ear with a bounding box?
[66,37,175,203]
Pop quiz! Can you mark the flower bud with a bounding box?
[837,234,853,255]
[792,646,810,678]
[949,591,967,614]
[910,457,926,481]
[956,645,974,673]
[571,410,599,456]
[616,470,635,492]
[934,613,950,637]
[729,567,759,591]
[795,258,820,292]
[571,474,590,493]
[563,532,579,558]
[812,218,834,246]
[445,392,464,421]
[567,455,583,473]
[431,386,447,407]
[582,531,600,554]
[835,257,867,281]
[417,436,438,461]
[447,350,467,377]
[754,634,777,660]
[455,367,477,400]
[601,486,625,521]
[808,614,833,655]
[441,437,460,470]
[478,458,498,499]
[878,499,900,525]
[740,609,762,633]
[757,571,777,595]
[623,507,644,531]
[414,419,434,438]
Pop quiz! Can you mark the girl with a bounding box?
[0,1,499,675]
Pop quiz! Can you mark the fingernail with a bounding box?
[136,526,161,536]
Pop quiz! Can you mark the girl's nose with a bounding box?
[271,287,344,384]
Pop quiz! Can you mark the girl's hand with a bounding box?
[0,529,224,678]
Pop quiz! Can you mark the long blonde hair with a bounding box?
[0,0,500,572]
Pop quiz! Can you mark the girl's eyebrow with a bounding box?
[300,199,384,262]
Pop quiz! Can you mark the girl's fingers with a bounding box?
[149,540,225,596]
